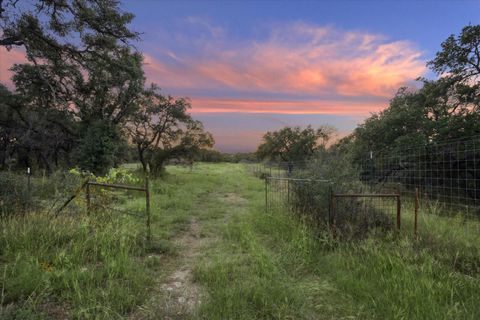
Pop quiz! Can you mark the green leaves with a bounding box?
[256,125,336,162]
[348,25,480,162]
[428,25,480,81]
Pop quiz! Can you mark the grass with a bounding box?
[1,163,480,319]
[189,164,480,319]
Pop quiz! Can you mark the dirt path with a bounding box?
[129,216,210,320]
[130,185,249,320]
[158,218,205,318]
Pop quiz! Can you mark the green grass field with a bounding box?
[1,163,480,319]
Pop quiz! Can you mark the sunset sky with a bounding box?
[1,1,479,152]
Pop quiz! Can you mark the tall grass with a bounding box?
[193,163,480,319]
[0,211,149,319]
[2,163,480,319]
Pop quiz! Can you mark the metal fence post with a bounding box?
[331,193,337,238]
[265,177,268,213]
[86,181,91,215]
[145,176,151,243]
[27,166,31,192]
[26,167,31,209]
[328,184,332,225]
[414,188,419,237]
[287,178,290,207]
[396,194,401,230]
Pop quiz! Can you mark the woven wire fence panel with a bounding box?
[251,160,312,179]
[0,171,84,216]
[265,177,332,225]
[332,193,398,239]
[86,186,146,218]
[265,176,400,238]
[360,136,480,218]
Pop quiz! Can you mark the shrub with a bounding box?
[288,149,395,238]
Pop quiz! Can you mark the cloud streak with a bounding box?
[143,22,426,109]
[189,97,384,115]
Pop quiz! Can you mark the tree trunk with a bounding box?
[137,144,148,174]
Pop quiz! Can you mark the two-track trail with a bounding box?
[130,164,249,320]
[130,163,355,320]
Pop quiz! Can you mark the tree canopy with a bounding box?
[0,0,214,175]
[256,125,336,162]
[343,25,480,163]
[127,88,214,176]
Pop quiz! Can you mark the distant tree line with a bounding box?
[194,149,257,163]
[0,0,213,176]
[256,125,336,163]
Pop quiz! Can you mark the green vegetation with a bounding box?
[0,1,213,175]
[344,25,480,162]
[1,4,479,318]
[3,163,479,319]
[256,125,336,162]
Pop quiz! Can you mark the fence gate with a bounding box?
[85,178,151,242]
[330,193,401,237]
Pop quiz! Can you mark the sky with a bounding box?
[1,0,479,152]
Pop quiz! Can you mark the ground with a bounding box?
[129,163,480,320]
[2,163,480,319]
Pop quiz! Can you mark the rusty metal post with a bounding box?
[414,188,419,237]
[145,176,151,243]
[328,184,332,223]
[265,177,268,213]
[27,167,31,207]
[331,193,337,238]
[396,194,401,230]
[86,182,91,215]
[27,167,32,198]
[287,178,290,206]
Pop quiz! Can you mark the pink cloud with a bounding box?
[189,97,385,115]
[143,23,426,99]
[0,47,27,88]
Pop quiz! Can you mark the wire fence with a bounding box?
[264,176,401,238]
[252,135,480,227]
[250,161,310,178]
[264,177,331,220]
[360,136,480,218]
[84,180,152,242]
[331,193,400,238]
[0,169,85,216]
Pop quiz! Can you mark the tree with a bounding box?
[347,25,480,163]
[72,120,123,175]
[428,25,480,82]
[256,125,336,162]
[0,83,76,171]
[340,25,480,190]
[0,0,146,173]
[127,89,214,176]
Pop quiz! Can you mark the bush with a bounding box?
[72,120,125,175]
[0,172,29,215]
[288,149,395,238]
[0,170,84,216]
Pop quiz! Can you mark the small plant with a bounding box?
[68,167,142,213]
